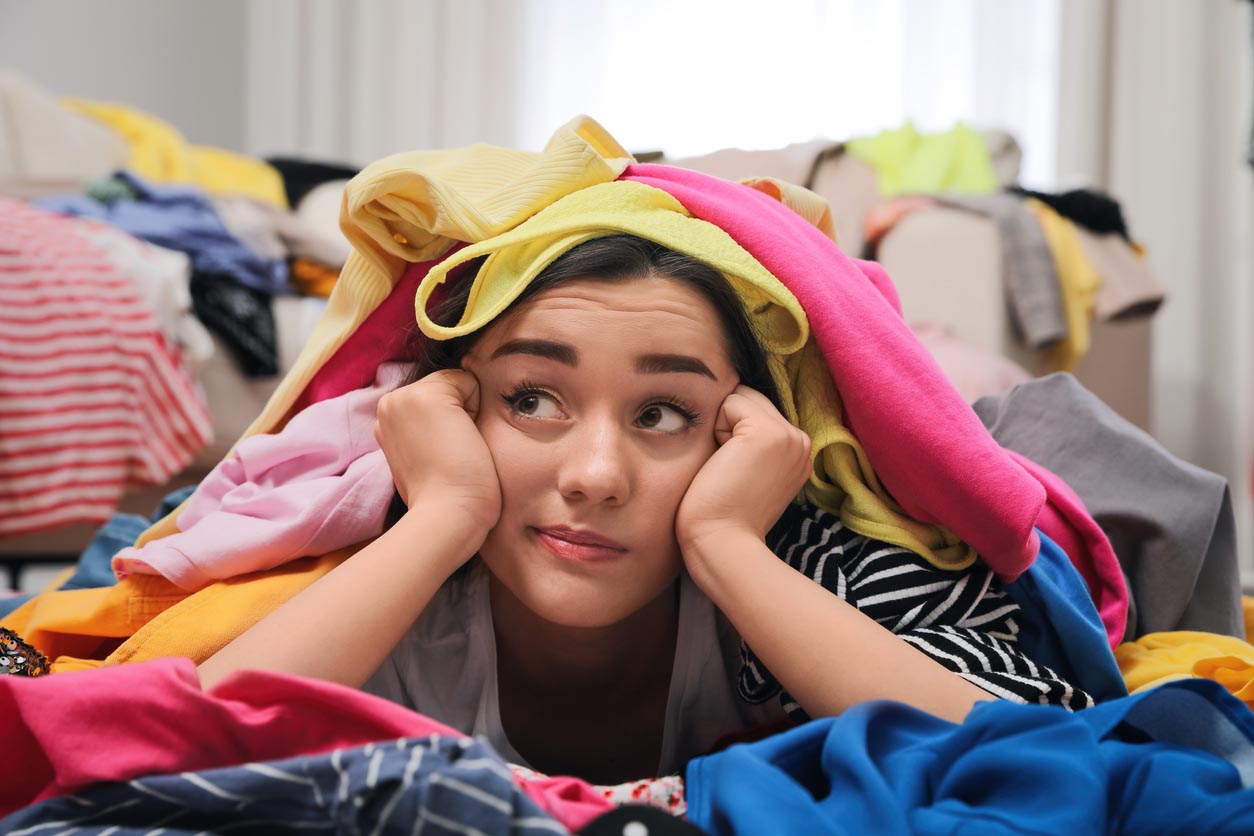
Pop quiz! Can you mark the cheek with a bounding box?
[475,417,541,499]
[643,439,719,518]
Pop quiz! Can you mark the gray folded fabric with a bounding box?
[973,372,1241,641]
[941,193,1069,349]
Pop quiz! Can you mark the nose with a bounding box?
[557,415,631,506]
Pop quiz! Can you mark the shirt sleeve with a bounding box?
[738,503,1094,721]
[362,653,411,707]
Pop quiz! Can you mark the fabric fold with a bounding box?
[111,363,406,590]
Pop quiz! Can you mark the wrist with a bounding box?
[390,499,492,573]
[679,524,768,590]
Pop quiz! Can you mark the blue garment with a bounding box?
[36,171,289,294]
[0,486,197,618]
[1,733,569,835]
[1002,528,1128,703]
[685,679,1254,835]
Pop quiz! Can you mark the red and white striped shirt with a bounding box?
[0,199,212,537]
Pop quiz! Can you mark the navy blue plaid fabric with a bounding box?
[2,733,569,835]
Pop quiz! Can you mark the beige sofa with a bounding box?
[669,136,1157,431]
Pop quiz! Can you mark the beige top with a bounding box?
[364,563,785,777]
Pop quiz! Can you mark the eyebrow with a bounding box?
[490,338,578,366]
[635,353,718,380]
[489,339,718,380]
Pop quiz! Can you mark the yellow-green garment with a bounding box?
[1026,199,1102,372]
[62,99,288,208]
[1116,631,1254,711]
[844,122,999,198]
[412,180,969,570]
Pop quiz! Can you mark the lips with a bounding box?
[533,526,628,562]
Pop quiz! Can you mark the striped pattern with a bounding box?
[0,734,570,835]
[0,200,211,537]
[740,503,1093,717]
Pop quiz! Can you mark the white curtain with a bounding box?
[1058,0,1254,573]
[245,0,530,165]
[244,0,1062,186]
[508,0,1062,187]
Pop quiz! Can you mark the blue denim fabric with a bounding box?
[0,486,197,618]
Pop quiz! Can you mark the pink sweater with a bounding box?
[111,362,407,590]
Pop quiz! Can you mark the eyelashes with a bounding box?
[643,396,703,427]
[500,381,560,420]
[499,381,705,434]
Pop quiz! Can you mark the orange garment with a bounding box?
[290,258,340,298]
[1243,595,1254,644]
[1116,630,1254,711]
[2,551,349,672]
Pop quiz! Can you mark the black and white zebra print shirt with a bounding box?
[739,502,1094,721]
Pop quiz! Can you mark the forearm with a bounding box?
[685,530,992,724]
[197,505,482,691]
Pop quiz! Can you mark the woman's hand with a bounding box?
[675,386,812,558]
[374,369,502,541]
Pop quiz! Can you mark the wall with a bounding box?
[1057,0,1254,572]
[244,0,527,164]
[1114,0,1252,572]
[0,0,250,151]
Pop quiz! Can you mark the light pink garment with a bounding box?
[0,656,611,829]
[622,164,1045,580]
[111,361,408,590]
[910,320,1032,404]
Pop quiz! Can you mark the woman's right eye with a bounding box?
[503,389,562,419]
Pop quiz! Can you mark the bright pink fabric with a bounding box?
[292,247,469,412]
[292,259,434,411]
[0,657,611,828]
[1004,450,1129,649]
[622,164,1045,580]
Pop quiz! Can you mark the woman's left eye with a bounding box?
[637,403,694,433]
[506,393,561,418]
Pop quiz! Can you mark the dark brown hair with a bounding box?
[386,234,781,523]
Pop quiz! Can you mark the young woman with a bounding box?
[198,235,1083,785]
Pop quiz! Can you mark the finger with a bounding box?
[713,397,735,446]
[717,387,777,434]
[433,368,483,419]
[730,383,777,408]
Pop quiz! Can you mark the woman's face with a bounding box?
[462,276,740,629]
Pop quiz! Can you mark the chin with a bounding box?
[487,556,680,630]
[520,581,659,629]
